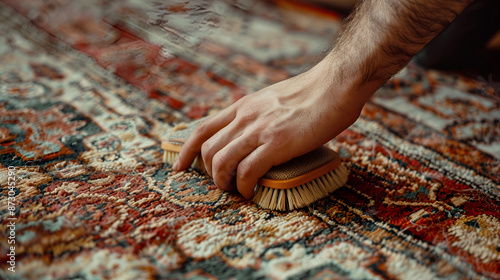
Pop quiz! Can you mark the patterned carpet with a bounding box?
[1,1,499,279]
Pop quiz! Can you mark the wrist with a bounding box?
[307,54,383,108]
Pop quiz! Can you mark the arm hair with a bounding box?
[327,0,474,88]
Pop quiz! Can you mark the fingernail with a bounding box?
[172,160,179,170]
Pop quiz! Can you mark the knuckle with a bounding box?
[212,152,226,172]
[262,130,288,148]
[214,171,231,191]
[259,131,273,144]
[237,162,252,181]
[237,137,255,155]
[236,114,252,126]
[201,141,214,161]
[213,157,233,191]
[195,120,210,135]
[235,94,250,106]
[237,106,258,123]
[269,133,283,148]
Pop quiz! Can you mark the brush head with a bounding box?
[161,119,205,171]
[253,146,348,211]
[161,119,204,151]
[161,119,348,211]
[259,146,339,187]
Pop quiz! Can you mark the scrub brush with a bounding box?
[253,146,348,211]
[161,118,205,171]
[162,120,348,211]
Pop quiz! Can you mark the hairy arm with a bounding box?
[174,0,474,199]
[327,0,473,96]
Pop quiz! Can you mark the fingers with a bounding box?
[174,110,235,171]
[201,122,242,178]
[236,144,275,199]
[210,135,256,191]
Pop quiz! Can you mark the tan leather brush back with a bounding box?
[257,146,341,190]
[262,146,338,180]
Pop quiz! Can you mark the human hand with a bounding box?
[172,0,474,200]
[173,60,367,199]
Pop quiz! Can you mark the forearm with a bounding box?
[318,0,474,102]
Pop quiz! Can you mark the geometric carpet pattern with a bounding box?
[1,1,499,279]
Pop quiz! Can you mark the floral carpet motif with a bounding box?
[1,1,499,279]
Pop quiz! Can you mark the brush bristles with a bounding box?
[163,150,205,171]
[163,148,348,211]
[253,163,349,211]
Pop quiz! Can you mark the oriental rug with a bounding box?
[0,1,499,280]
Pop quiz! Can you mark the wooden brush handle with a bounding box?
[161,141,183,152]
